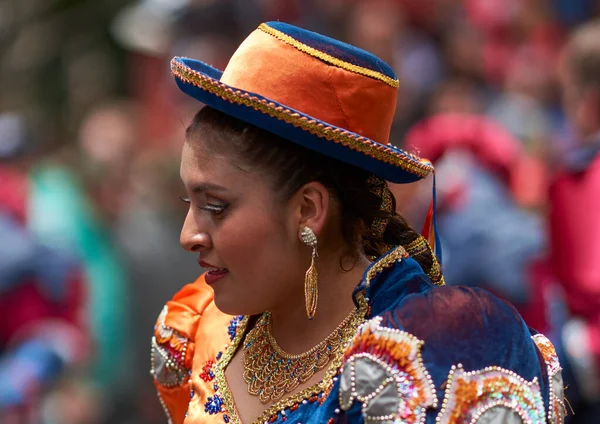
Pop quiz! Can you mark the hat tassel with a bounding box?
[420,171,442,265]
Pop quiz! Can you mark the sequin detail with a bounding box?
[532,334,560,378]
[200,360,216,382]
[339,316,437,423]
[204,394,225,414]
[170,60,433,179]
[202,349,240,423]
[532,334,566,423]
[228,315,244,341]
[436,364,546,423]
[150,306,192,387]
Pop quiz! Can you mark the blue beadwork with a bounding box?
[216,351,223,360]
[223,414,230,423]
[214,383,219,391]
[190,389,194,398]
[204,394,224,414]
[227,316,243,341]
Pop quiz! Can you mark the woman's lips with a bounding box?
[199,261,229,285]
[204,268,229,285]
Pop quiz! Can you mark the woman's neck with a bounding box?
[267,253,371,354]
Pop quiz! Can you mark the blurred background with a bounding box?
[1,0,600,422]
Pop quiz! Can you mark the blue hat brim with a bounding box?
[172,57,433,183]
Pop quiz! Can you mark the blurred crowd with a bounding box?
[2,0,600,422]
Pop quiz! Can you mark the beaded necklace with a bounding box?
[241,304,364,403]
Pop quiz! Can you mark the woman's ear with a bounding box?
[295,181,330,237]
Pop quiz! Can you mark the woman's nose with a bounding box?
[180,210,212,252]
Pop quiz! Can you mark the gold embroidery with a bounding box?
[171,59,433,179]
[366,175,393,243]
[213,295,368,424]
[253,293,368,424]
[428,257,445,287]
[212,316,250,424]
[364,246,408,288]
[258,23,399,88]
[403,236,445,287]
[242,305,362,403]
[405,236,429,256]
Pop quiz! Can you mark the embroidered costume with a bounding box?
[152,248,563,423]
[152,21,564,423]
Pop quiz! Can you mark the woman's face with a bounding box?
[179,140,307,315]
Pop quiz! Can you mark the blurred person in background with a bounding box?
[550,19,600,422]
[23,106,135,422]
[346,0,443,139]
[399,110,549,333]
[0,108,139,423]
[0,113,92,423]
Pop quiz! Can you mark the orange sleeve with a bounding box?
[151,274,212,424]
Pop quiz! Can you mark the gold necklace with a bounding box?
[241,302,365,403]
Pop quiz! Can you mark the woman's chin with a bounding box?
[213,294,260,317]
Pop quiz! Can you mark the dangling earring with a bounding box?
[301,226,318,320]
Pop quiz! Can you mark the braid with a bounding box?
[363,176,444,286]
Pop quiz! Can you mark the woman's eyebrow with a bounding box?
[191,182,227,193]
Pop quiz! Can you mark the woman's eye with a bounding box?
[200,203,228,215]
[179,196,227,215]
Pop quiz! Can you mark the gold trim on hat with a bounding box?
[258,23,400,88]
[171,59,433,179]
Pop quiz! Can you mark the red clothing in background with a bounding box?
[550,154,600,367]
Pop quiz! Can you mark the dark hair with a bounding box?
[568,20,600,90]
[186,106,438,281]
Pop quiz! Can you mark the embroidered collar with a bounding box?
[352,245,434,315]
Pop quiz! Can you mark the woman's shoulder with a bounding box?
[338,285,565,423]
[150,274,239,423]
[159,274,216,334]
[391,285,533,350]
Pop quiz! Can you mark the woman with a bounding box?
[151,22,564,423]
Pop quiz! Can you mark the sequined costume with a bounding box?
[154,20,564,424]
[151,246,564,423]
